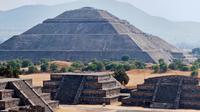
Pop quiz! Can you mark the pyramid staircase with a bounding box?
[43,72,121,105]
[0,79,58,112]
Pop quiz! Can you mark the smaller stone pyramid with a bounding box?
[122,75,200,109]
[43,72,121,105]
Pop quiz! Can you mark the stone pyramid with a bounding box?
[0,7,184,63]
[122,75,200,109]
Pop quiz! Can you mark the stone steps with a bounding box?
[137,84,155,91]
[47,100,59,109]
[80,95,119,105]
[0,98,20,110]
[0,89,14,100]
[1,106,29,112]
[11,80,54,112]
[33,86,43,94]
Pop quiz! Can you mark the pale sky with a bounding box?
[0,0,200,22]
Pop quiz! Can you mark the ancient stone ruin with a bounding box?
[43,72,121,105]
[122,75,200,109]
[0,78,58,112]
[0,7,191,63]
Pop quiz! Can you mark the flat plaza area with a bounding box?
[56,104,200,112]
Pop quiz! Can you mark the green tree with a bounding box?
[113,69,129,85]
[50,64,58,73]
[123,64,132,71]
[159,59,168,73]
[83,61,105,72]
[60,67,68,73]
[180,66,190,71]
[40,62,49,72]
[105,63,118,71]
[152,64,159,73]
[22,59,33,67]
[0,64,20,78]
[168,60,184,70]
[68,67,75,72]
[7,59,22,69]
[191,70,199,78]
[71,61,84,70]
[28,65,38,74]
[121,56,130,61]
[191,65,198,71]
[135,61,146,69]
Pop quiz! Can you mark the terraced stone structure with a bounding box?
[0,78,58,112]
[43,72,121,105]
[122,75,200,109]
[0,7,192,63]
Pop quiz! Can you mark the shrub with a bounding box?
[60,67,68,73]
[28,65,38,74]
[135,61,146,69]
[105,63,118,71]
[159,63,168,73]
[113,69,129,85]
[152,64,159,73]
[191,70,199,77]
[123,64,132,71]
[191,65,198,71]
[121,56,130,61]
[22,59,33,67]
[68,67,75,72]
[50,64,58,73]
[83,61,105,72]
[7,59,22,69]
[180,66,190,71]
[71,61,84,70]
[40,62,49,72]
[168,63,176,70]
[0,64,20,78]
[159,59,168,73]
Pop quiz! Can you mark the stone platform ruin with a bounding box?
[122,75,200,109]
[43,72,121,105]
[0,78,58,112]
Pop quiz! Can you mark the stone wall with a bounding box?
[0,50,154,63]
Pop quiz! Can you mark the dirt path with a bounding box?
[57,104,200,112]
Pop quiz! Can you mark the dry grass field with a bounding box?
[126,69,192,88]
[19,73,50,86]
[19,69,199,112]
[49,61,72,69]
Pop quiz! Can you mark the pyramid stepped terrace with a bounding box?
[43,72,122,104]
[122,75,200,109]
[0,7,194,63]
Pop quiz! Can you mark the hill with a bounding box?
[0,0,200,48]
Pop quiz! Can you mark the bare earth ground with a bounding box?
[19,69,199,112]
[49,61,72,69]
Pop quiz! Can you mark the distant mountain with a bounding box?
[0,0,200,48]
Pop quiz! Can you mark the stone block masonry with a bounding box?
[0,7,193,63]
[122,75,200,109]
[0,78,58,112]
[43,72,122,105]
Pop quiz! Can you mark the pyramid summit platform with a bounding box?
[0,7,189,63]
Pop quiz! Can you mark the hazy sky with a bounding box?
[0,0,200,22]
